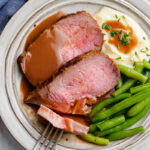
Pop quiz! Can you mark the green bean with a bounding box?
[134,62,144,73]
[89,118,112,133]
[118,64,147,83]
[89,124,100,133]
[94,104,150,136]
[113,63,144,96]
[127,97,150,117]
[89,93,131,118]
[113,79,136,96]
[111,108,128,118]
[92,88,150,122]
[116,75,123,89]
[79,134,109,146]
[89,119,108,133]
[89,124,98,133]
[106,126,144,141]
[130,83,150,94]
[143,59,150,70]
[97,115,125,131]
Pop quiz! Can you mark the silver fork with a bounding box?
[33,123,64,150]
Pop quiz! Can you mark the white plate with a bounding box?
[0,0,150,150]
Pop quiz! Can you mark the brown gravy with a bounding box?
[105,20,138,53]
[23,11,67,86]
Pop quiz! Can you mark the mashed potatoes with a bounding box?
[94,7,150,68]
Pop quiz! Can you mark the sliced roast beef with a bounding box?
[25,50,120,115]
[18,11,103,86]
[37,105,89,134]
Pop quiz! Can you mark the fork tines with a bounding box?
[33,123,63,150]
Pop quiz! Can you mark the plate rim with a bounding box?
[1,0,150,150]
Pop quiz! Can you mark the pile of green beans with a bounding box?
[94,104,150,136]
[92,88,150,122]
[80,61,150,145]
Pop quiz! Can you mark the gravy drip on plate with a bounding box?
[105,20,138,54]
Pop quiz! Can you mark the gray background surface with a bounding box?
[0,0,150,149]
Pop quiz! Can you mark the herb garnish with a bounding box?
[118,36,122,41]
[110,30,117,37]
[115,14,118,19]
[124,32,130,37]
[121,32,130,45]
[116,57,121,60]
[146,54,150,56]
[117,44,120,49]
[146,47,149,51]
[115,14,120,22]
[135,51,138,56]
[103,40,106,43]
[143,37,146,40]
[122,16,126,19]
[122,38,130,45]
[140,49,146,53]
[120,30,123,34]
[102,23,112,30]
